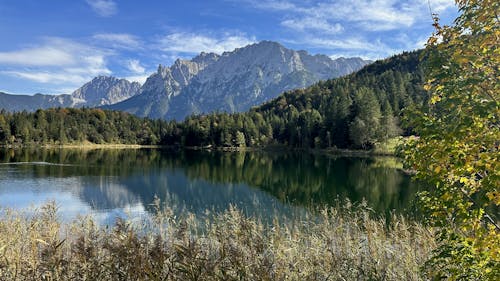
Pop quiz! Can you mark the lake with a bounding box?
[0,148,422,224]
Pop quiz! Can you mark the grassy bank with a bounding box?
[0,143,163,150]
[1,137,405,155]
[0,201,435,281]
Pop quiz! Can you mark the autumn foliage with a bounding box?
[403,0,499,279]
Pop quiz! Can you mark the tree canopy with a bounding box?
[0,108,165,145]
[403,0,499,279]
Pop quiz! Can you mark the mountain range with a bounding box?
[0,41,370,119]
[0,76,140,112]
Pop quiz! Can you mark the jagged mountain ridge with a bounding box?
[109,41,370,120]
[0,41,369,118]
[0,92,74,112]
[0,76,141,112]
[71,76,141,107]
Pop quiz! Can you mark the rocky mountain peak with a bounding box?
[109,41,372,120]
[0,41,373,117]
[71,76,141,107]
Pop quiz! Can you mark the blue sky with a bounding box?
[0,0,458,95]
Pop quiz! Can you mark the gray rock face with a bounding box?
[110,41,371,120]
[0,76,141,112]
[0,41,370,118]
[71,76,141,107]
[0,92,74,112]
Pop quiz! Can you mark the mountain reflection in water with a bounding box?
[0,148,422,224]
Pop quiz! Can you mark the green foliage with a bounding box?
[0,108,168,146]
[162,51,426,150]
[403,0,499,279]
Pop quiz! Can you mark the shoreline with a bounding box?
[1,143,165,149]
[0,143,400,157]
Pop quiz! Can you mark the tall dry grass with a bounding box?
[0,201,435,280]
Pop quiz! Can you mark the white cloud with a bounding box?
[393,32,430,50]
[0,46,75,66]
[428,0,455,13]
[281,17,343,34]
[247,0,301,12]
[93,33,141,50]
[158,32,256,54]
[306,37,387,51]
[242,0,456,59]
[246,0,455,31]
[86,0,117,17]
[2,71,89,84]
[285,36,397,60]
[124,74,149,85]
[127,59,145,74]
[0,37,111,86]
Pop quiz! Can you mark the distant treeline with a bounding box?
[0,108,164,145]
[0,51,427,149]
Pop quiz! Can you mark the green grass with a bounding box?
[372,137,404,156]
[0,201,436,280]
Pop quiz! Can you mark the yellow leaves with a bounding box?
[412,0,500,278]
[442,192,452,201]
[434,166,442,173]
[486,191,500,206]
[427,36,438,46]
[430,95,442,104]
[483,162,492,170]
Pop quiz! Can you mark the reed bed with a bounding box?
[0,201,435,281]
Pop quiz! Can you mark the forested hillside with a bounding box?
[0,51,426,149]
[161,50,426,149]
[0,108,165,145]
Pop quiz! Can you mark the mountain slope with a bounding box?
[0,76,140,112]
[109,41,370,120]
[71,76,141,107]
[159,50,426,149]
[109,52,219,119]
[0,92,74,112]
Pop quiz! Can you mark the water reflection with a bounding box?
[0,148,422,223]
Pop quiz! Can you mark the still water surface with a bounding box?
[0,148,422,224]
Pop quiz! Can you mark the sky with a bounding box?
[0,0,458,95]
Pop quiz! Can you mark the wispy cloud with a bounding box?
[86,0,117,17]
[281,17,343,34]
[126,59,145,74]
[288,36,395,60]
[124,59,150,84]
[429,0,456,13]
[157,32,256,55]
[124,74,149,85]
[241,0,456,58]
[0,46,75,66]
[246,0,438,31]
[250,0,301,11]
[93,33,141,50]
[305,37,386,51]
[0,37,111,86]
[2,71,96,84]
